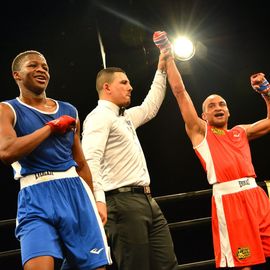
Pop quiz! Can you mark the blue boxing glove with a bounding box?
[250,72,270,96]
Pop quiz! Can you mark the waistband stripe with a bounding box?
[20,167,78,189]
[213,177,257,196]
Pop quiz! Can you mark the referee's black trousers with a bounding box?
[105,192,178,270]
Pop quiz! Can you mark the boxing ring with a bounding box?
[1,181,269,270]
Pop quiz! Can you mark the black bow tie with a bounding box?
[119,107,125,116]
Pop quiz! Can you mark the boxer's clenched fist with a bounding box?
[153,31,172,53]
[46,115,76,134]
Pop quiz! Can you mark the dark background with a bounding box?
[1,0,270,269]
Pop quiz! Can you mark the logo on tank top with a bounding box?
[236,247,250,260]
[230,129,242,141]
[232,131,240,137]
[211,127,225,135]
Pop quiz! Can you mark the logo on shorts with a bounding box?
[236,247,250,260]
[90,248,104,255]
[238,179,250,188]
[35,171,54,180]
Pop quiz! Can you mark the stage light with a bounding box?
[173,36,195,61]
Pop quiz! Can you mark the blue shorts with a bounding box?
[16,172,111,270]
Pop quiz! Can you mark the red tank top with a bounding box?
[194,125,256,184]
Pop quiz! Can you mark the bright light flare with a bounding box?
[173,36,195,61]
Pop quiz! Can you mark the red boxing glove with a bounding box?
[46,115,76,134]
[153,31,172,53]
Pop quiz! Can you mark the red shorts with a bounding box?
[212,178,270,268]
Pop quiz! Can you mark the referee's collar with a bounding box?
[98,100,122,116]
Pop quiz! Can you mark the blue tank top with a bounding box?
[4,98,78,179]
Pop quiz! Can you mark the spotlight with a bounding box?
[173,36,195,61]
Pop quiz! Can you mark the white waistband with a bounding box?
[20,166,78,189]
[213,177,257,196]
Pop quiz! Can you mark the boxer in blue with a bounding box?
[0,50,111,270]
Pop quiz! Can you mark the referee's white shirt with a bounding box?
[82,70,166,203]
